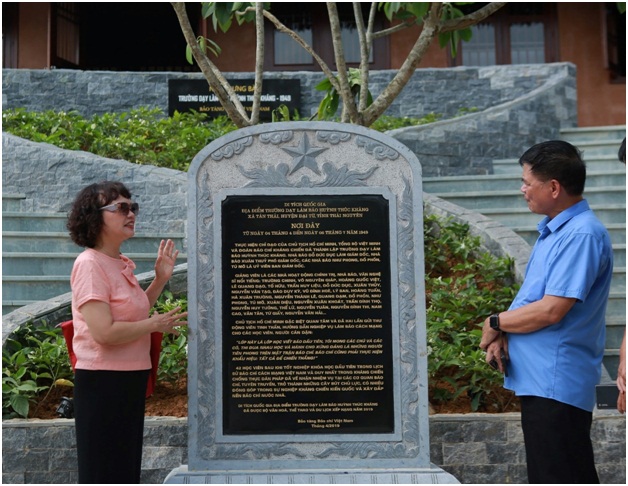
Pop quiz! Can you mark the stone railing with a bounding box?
[2,134,187,235]
[2,63,577,176]
[389,63,577,176]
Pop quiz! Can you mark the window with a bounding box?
[265,4,387,71]
[453,4,557,67]
[461,24,496,66]
[274,13,313,66]
[606,3,626,81]
[53,3,80,67]
[510,22,545,64]
[2,3,18,68]
[338,7,374,64]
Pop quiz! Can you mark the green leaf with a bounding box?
[272,104,291,122]
[16,382,40,392]
[10,394,30,418]
[405,2,429,20]
[459,27,473,42]
[317,91,339,120]
[380,2,402,21]
[201,2,213,19]
[235,2,257,24]
[185,44,194,65]
[54,379,74,387]
[438,32,451,49]
[214,2,235,32]
[470,392,482,412]
[207,38,222,56]
[315,77,333,91]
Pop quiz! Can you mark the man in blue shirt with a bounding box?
[480,140,613,484]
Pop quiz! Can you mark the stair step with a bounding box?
[427,186,626,211]
[1,221,187,314]
[424,169,625,193]
[2,252,187,276]
[614,244,627,267]
[493,156,627,175]
[606,316,626,350]
[603,356,620,380]
[2,231,186,253]
[490,125,625,175]
[2,194,27,212]
[2,275,72,301]
[574,139,627,157]
[2,251,190,300]
[2,212,69,232]
[560,125,626,142]
[512,224,626,245]
[611,267,626,292]
[479,204,626,227]
[510,231,626,266]
[606,291,626,315]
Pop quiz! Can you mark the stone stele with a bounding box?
[165,121,458,484]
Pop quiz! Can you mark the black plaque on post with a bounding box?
[168,79,301,120]
[221,194,393,435]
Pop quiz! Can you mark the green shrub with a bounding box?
[2,107,481,169]
[2,215,520,417]
[2,322,73,419]
[150,291,189,386]
[424,213,519,411]
[2,109,513,415]
[370,113,442,131]
[2,107,237,171]
[2,292,191,418]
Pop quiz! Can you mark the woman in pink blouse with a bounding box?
[67,181,187,483]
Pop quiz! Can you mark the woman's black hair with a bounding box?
[67,181,132,248]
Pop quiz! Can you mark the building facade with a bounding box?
[2,2,625,127]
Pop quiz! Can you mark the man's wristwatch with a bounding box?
[489,313,501,331]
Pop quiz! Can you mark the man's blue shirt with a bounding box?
[504,199,613,411]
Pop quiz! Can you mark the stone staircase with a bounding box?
[2,194,187,315]
[423,126,626,379]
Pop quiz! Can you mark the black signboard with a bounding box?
[168,79,301,120]
[221,194,394,435]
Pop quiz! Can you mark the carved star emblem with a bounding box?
[282,133,328,175]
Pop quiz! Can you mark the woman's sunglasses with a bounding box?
[99,202,140,215]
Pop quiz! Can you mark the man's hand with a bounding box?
[480,316,501,350]
[617,332,626,413]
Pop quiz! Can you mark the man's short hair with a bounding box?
[519,140,586,196]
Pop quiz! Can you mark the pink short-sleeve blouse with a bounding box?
[70,248,151,371]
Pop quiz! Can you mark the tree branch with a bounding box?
[372,19,416,40]
[362,3,444,126]
[440,2,507,33]
[362,2,506,126]
[353,2,370,113]
[327,2,360,123]
[250,2,265,125]
[259,8,342,95]
[170,2,250,127]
